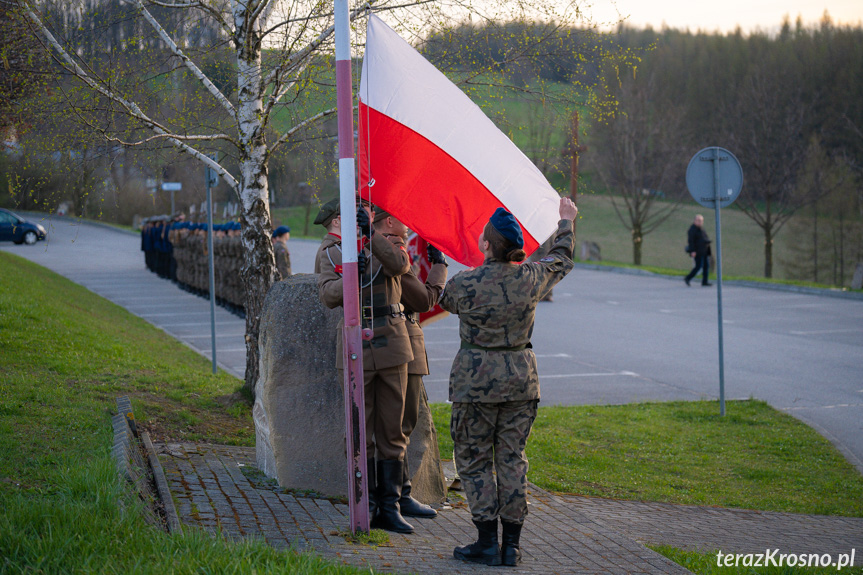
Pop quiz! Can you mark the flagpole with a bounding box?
[334,0,370,534]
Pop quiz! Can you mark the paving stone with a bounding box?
[157,443,863,574]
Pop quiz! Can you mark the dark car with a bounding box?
[0,208,47,245]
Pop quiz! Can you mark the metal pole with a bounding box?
[171,190,175,216]
[206,180,217,375]
[335,0,369,533]
[713,149,725,416]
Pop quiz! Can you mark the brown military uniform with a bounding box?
[399,261,447,442]
[274,240,291,279]
[316,231,413,460]
[440,219,575,524]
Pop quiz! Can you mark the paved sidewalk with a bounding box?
[158,443,691,574]
[157,443,862,574]
[562,496,863,562]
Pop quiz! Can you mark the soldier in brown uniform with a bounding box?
[440,198,578,566]
[373,209,448,519]
[315,198,416,534]
[272,225,292,280]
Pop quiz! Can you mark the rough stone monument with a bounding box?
[254,274,446,505]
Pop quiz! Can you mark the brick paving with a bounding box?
[157,443,861,573]
[561,495,863,563]
[157,443,690,574]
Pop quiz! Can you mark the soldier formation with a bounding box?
[141,216,293,318]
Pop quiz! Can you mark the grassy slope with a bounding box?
[0,252,371,574]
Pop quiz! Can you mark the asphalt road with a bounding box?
[4,217,862,473]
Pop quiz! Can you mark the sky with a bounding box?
[585,0,863,34]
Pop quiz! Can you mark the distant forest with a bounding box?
[2,7,861,282]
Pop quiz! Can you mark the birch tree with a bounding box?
[12,0,615,395]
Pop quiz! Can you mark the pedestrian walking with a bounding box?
[684,214,712,286]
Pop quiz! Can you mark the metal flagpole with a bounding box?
[334,0,370,533]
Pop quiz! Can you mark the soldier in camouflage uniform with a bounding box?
[440,197,578,567]
[315,198,416,534]
[374,209,448,519]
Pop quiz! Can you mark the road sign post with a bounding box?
[205,154,218,375]
[686,147,743,416]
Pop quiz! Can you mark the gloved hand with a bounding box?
[357,206,373,239]
[427,244,448,266]
[357,251,367,286]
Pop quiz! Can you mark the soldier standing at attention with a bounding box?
[272,225,292,280]
[373,209,448,519]
[440,197,578,566]
[315,198,416,534]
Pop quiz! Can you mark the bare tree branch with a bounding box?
[270,105,338,153]
[133,0,236,115]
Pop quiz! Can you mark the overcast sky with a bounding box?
[584,0,863,34]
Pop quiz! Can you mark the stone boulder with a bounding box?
[255,273,446,505]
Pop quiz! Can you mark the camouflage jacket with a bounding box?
[316,232,413,370]
[439,219,575,403]
[401,260,447,375]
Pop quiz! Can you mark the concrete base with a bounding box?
[254,274,446,505]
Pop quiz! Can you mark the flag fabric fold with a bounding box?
[358,15,561,267]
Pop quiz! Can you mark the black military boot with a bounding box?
[453,519,501,566]
[367,457,378,522]
[374,459,414,534]
[500,520,523,566]
[399,456,437,518]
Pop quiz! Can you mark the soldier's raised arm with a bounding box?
[370,232,411,277]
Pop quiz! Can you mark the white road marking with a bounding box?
[790,328,862,335]
[782,404,863,411]
[607,301,620,305]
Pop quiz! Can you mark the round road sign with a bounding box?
[686,147,743,209]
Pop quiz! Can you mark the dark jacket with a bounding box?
[687,224,711,257]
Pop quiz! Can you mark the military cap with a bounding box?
[272,225,290,238]
[314,198,341,227]
[373,206,390,223]
[489,207,524,249]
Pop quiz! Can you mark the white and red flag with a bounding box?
[358,15,562,267]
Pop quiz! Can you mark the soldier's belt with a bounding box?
[460,340,532,352]
[361,303,405,323]
[406,312,420,324]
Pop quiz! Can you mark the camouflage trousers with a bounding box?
[451,400,538,524]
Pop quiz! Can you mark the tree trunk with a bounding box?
[236,20,277,396]
[632,227,643,266]
[764,230,774,278]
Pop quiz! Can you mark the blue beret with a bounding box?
[272,225,290,238]
[489,207,524,249]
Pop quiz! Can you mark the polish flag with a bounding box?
[358,15,561,267]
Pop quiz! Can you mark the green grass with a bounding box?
[3,250,862,573]
[430,401,863,517]
[0,251,375,574]
[650,545,860,575]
